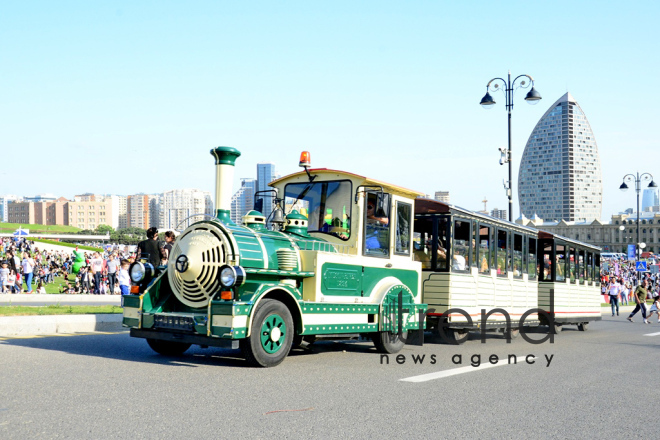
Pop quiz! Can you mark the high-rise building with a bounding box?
[257,163,277,219]
[159,189,213,230]
[518,92,602,221]
[434,191,450,203]
[111,195,128,230]
[68,195,113,230]
[0,195,20,222]
[642,188,659,212]
[127,194,151,229]
[231,178,257,224]
[490,208,507,220]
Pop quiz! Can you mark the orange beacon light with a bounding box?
[299,151,311,169]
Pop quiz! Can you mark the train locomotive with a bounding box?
[123,147,427,367]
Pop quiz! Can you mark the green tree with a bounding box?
[96,224,115,234]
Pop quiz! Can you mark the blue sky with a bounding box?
[1,1,658,221]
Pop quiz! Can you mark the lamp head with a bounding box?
[524,87,542,105]
[480,92,496,109]
[619,182,629,192]
[648,180,658,188]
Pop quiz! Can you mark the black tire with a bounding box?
[372,331,407,354]
[551,323,563,334]
[577,322,589,331]
[431,325,469,345]
[451,329,469,344]
[146,338,191,356]
[241,299,294,367]
[292,333,304,349]
[503,327,520,339]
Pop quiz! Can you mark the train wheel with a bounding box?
[241,299,293,367]
[146,338,191,356]
[451,329,469,344]
[503,328,520,339]
[551,323,563,334]
[373,331,407,354]
[577,322,589,331]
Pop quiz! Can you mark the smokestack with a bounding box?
[210,146,241,224]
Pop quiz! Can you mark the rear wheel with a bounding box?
[146,338,191,356]
[577,322,589,331]
[372,331,407,354]
[241,299,293,367]
[552,323,563,334]
[503,327,520,339]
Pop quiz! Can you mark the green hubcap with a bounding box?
[260,313,287,354]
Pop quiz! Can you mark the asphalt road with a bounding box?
[1,315,658,439]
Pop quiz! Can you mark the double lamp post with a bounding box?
[480,71,541,222]
[619,172,657,277]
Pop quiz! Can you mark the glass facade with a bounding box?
[518,93,602,221]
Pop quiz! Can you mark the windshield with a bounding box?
[284,180,352,240]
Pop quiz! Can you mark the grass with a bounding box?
[30,238,103,252]
[14,273,115,294]
[0,305,123,316]
[0,222,81,234]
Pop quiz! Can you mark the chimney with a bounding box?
[210,146,241,224]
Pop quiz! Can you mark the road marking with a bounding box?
[400,356,533,383]
[643,332,660,337]
[0,331,128,341]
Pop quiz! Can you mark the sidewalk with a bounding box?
[0,293,123,336]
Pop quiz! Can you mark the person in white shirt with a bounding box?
[118,259,131,295]
[90,252,104,295]
[609,279,621,317]
[21,252,35,293]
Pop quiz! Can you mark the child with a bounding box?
[36,281,46,294]
[0,261,9,293]
[647,296,660,323]
[118,259,131,295]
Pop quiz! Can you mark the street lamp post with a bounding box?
[620,172,658,280]
[480,71,541,222]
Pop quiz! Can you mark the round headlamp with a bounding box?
[219,265,246,288]
[129,261,155,284]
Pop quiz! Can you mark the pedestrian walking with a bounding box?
[609,279,620,317]
[628,279,650,324]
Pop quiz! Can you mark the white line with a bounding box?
[400,356,533,383]
[643,332,660,337]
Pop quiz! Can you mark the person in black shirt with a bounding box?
[137,227,166,268]
[161,231,176,265]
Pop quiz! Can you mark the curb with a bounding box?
[0,294,122,304]
[0,314,124,336]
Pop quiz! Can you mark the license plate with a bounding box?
[154,315,195,331]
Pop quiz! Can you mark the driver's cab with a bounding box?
[268,163,422,262]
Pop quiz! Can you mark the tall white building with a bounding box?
[642,188,659,212]
[434,191,450,203]
[0,195,20,222]
[519,92,602,221]
[257,163,277,220]
[159,189,213,229]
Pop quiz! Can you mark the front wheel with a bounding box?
[577,322,589,331]
[241,299,294,367]
[372,331,407,354]
[146,338,191,356]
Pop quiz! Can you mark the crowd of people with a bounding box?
[0,227,176,295]
[601,257,660,323]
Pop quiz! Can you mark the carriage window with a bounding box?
[569,247,577,283]
[586,252,593,283]
[497,229,508,276]
[578,249,586,284]
[471,221,478,268]
[555,243,566,282]
[413,216,449,271]
[452,219,470,272]
[284,180,351,240]
[513,234,523,278]
[541,241,553,282]
[528,237,537,280]
[395,202,412,256]
[364,192,390,257]
[479,225,491,274]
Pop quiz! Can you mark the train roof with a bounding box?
[414,198,540,234]
[537,230,602,251]
[269,168,425,199]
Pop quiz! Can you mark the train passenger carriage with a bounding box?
[414,199,540,343]
[537,231,602,332]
